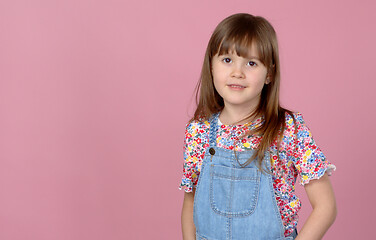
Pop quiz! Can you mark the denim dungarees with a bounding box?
[193,113,297,240]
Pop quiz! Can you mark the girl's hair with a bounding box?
[192,13,296,169]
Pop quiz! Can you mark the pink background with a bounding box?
[0,0,375,239]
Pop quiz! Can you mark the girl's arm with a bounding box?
[181,189,196,240]
[296,173,337,240]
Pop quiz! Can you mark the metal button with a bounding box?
[209,148,215,155]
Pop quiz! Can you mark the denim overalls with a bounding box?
[193,113,297,240]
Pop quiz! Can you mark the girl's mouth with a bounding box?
[228,84,246,89]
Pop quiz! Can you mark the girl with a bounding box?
[179,13,337,240]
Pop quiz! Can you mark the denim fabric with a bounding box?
[193,113,296,240]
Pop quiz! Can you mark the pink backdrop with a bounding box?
[1,0,375,239]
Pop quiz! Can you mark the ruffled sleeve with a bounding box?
[179,120,210,192]
[291,113,336,185]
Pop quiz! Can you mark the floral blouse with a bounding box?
[179,112,335,237]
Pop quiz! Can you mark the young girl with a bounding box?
[179,13,336,240]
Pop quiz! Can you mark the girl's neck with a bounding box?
[219,107,258,125]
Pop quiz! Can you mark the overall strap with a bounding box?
[209,112,220,147]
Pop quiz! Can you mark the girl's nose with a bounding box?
[230,65,245,79]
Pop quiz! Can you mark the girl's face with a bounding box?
[212,44,269,114]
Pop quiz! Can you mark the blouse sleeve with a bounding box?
[179,121,209,192]
[291,113,336,185]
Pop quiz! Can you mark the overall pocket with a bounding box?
[210,164,260,217]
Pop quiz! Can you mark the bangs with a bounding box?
[210,24,275,68]
[216,34,267,64]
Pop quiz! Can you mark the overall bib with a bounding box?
[193,113,297,240]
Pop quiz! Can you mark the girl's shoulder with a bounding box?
[185,119,211,138]
[283,111,322,146]
[284,111,306,129]
[281,111,313,141]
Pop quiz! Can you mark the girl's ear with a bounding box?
[265,64,275,84]
[265,72,271,84]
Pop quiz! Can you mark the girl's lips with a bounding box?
[227,84,246,89]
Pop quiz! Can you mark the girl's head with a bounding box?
[193,13,294,168]
[194,13,281,121]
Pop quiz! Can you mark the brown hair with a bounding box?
[192,13,296,169]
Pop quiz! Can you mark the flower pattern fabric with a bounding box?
[179,112,335,237]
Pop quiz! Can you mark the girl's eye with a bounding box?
[247,61,257,67]
[222,58,232,63]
